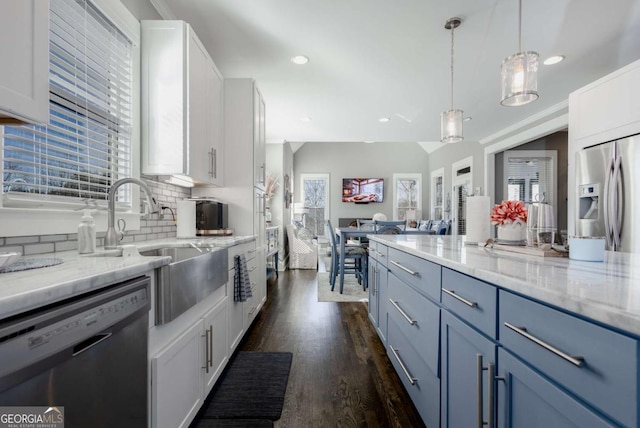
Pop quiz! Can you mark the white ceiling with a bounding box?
[150,0,640,151]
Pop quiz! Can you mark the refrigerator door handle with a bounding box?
[612,155,623,249]
[604,157,615,248]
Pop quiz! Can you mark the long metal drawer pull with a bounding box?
[390,260,418,276]
[504,322,585,367]
[389,299,416,325]
[442,288,478,307]
[390,346,416,385]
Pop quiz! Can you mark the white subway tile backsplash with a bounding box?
[40,234,68,242]
[6,236,39,245]
[24,243,55,255]
[55,240,78,252]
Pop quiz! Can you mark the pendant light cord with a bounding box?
[518,0,522,52]
[450,22,455,110]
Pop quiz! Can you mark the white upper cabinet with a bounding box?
[141,20,224,186]
[569,59,640,148]
[253,85,266,190]
[0,0,49,125]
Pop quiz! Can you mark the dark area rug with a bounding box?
[199,351,292,421]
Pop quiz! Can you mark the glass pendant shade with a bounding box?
[500,51,539,106]
[440,109,463,143]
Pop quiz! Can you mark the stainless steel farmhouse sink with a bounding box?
[140,246,229,325]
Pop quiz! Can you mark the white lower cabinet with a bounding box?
[151,297,228,428]
[151,319,204,428]
[203,300,229,395]
[227,242,258,354]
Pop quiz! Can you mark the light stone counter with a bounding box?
[0,235,255,320]
[370,234,640,337]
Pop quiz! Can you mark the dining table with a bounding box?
[335,226,436,291]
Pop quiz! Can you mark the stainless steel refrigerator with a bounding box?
[575,133,639,252]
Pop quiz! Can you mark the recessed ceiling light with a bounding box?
[463,116,472,122]
[363,141,375,144]
[300,117,311,122]
[291,55,309,65]
[543,55,565,65]
[378,117,390,123]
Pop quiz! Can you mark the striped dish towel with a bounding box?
[234,254,253,302]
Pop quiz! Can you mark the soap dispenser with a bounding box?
[78,210,96,254]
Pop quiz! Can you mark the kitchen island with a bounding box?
[368,234,640,428]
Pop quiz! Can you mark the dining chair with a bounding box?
[437,219,451,235]
[355,219,375,246]
[374,219,407,235]
[326,220,368,293]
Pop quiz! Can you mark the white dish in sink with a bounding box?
[0,252,21,269]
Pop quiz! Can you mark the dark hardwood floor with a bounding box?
[239,270,426,428]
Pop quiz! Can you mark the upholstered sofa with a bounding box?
[285,224,318,269]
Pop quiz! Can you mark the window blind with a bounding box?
[2,0,133,207]
[506,156,554,204]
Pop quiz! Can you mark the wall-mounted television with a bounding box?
[342,178,384,203]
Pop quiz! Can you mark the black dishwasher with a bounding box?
[0,276,151,427]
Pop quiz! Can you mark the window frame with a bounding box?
[299,173,330,237]
[0,0,142,237]
[392,173,422,221]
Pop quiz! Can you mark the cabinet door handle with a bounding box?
[213,148,217,179]
[390,346,417,385]
[442,288,478,307]
[388,299,416,325]
[203,326,212,373]
[371,266,377,296]
[476,354,483,428]
[207,325,213,368]
[476,354,495,428]
[390,260,418,276]
[504,322,585,367]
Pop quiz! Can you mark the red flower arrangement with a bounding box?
[490,200,528,225]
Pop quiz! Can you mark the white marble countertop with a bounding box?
[370,235,640,337]
[0,236,255,320]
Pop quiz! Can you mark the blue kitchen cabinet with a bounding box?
[500,290,637,427]
[386,268,440,428]
[368,242,388,343]
[441,309,497,428]
[497,348,613,428]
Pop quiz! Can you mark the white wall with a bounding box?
[266,142,293,269]
[293,142,430,226]
[428,140,485,207]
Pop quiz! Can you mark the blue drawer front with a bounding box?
[499,290,638,427]
[442,268,497,339]
[368,241,387,263]
[387,317,440,428]
[388,273,440,376]
[387,247,441,302]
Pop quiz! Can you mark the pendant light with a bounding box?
[441,17,463,144]
[500,0,539,106]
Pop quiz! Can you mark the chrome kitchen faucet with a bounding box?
[105,178,160,249]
